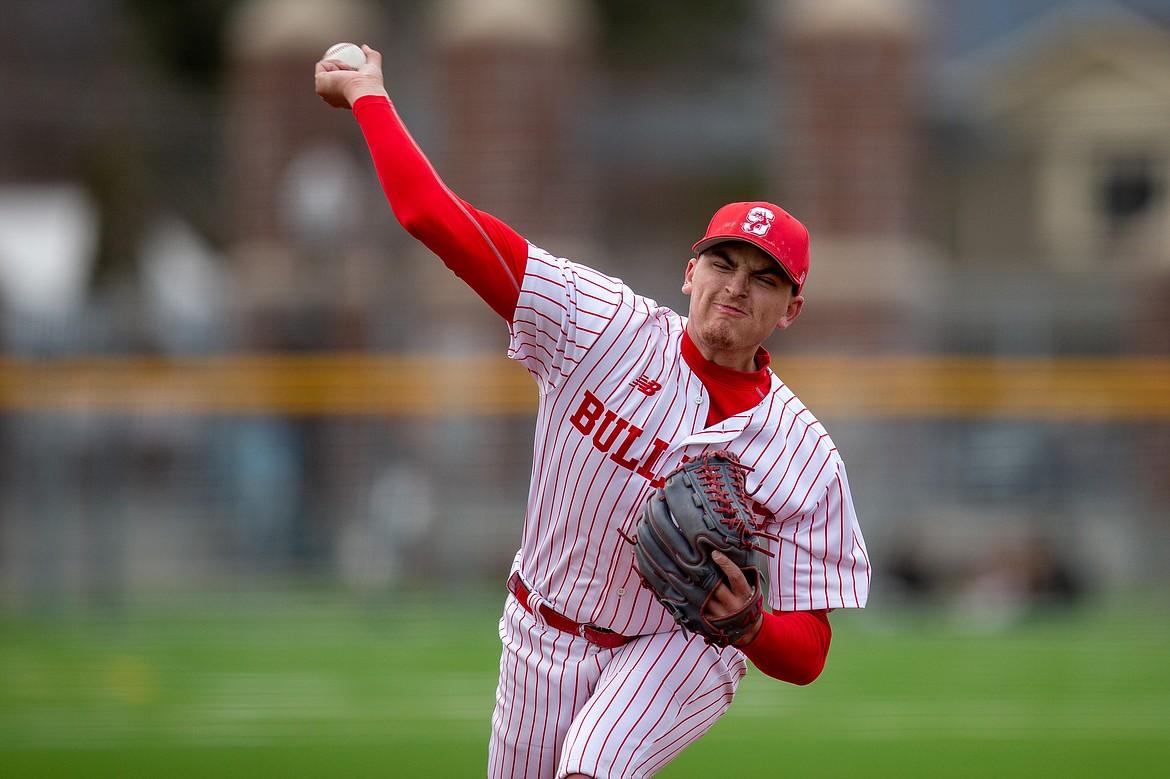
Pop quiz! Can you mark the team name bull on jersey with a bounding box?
[569,390,670,486]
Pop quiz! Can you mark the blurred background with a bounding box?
[4,0,1169,614]
[1,0,1170,774]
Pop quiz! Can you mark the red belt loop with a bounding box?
[507,571,633,649]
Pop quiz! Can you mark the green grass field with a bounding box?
[2,587,1167,778]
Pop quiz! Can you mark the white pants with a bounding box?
[488,594,747,779]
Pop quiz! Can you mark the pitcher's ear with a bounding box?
[775,295,804,331]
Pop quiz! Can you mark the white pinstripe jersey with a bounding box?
[507,246,870,637]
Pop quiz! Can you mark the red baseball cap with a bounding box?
[692,201,810,293]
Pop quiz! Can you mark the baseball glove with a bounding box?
[629,451,771,647]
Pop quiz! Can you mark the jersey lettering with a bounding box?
[569,390,670,485]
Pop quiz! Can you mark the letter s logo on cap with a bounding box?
[741,206,775,237]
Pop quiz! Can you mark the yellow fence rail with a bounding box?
[2,354,1170,420]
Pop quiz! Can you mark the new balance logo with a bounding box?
[631,375,662,396]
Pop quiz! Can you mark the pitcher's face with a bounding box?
[683,242,803,371]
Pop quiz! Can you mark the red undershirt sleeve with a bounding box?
[352,94,529,322]
[739,609,832,685]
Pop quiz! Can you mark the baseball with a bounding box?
[323,42,366,69]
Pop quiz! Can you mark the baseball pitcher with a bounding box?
[315,45,870,779]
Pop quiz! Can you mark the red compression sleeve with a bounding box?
[739,609,832,685]
[352,95,529,321]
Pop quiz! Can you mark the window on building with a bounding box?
[1097,152,1162,241]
